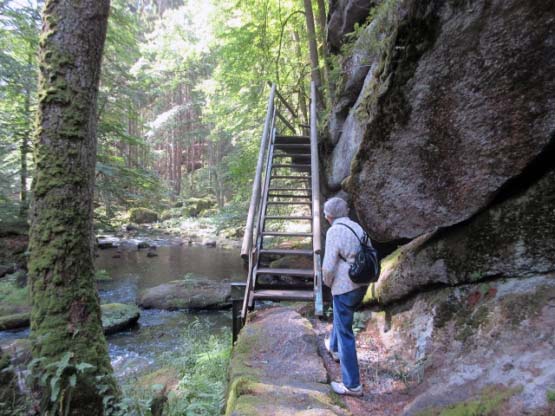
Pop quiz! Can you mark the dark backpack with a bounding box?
[337,223,380,284]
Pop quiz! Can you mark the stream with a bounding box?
[0,235,245,382]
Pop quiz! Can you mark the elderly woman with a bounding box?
[322,197,369,396]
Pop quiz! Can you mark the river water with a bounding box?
[0,237,245,382]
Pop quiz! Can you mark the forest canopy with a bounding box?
[0,0,324,227]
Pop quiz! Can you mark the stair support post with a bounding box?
[310,81,324,317]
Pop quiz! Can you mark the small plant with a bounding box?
[28,352,96,415]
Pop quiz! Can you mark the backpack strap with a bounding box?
[336,222,366,262]
[337,222,363,244]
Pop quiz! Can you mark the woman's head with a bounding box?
[323,197,349,223]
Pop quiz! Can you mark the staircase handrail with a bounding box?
[241,84,276,261]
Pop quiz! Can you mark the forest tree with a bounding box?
[28,0,118,414]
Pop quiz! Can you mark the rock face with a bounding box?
[323,1,555,414]
[327,0,376,52]
[325,0,555,242]
[366,168,555,305]
[138,278,231,310]
[226,307,348,416]
[359,275,555,415]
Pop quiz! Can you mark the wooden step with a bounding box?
[275,135,310,145]
[272,164,311,169]
[270,175,311,180]
[274,144,310,150]
[251,289,314,301]
[259,249,313,256]
[267,201,312,205]
[273,153,311,159]
[264,216,312,220]
[256,267,314,277]
[268,194,311,198]
[261,231,312,237]
[268,188,311,192]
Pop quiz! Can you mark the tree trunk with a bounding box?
[29,1,117,415]
[293,30,309,126]
[19,49,34,218]
[302,0,323,109]
[315,0,332,102]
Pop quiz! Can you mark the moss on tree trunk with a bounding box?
[28,0,117,414]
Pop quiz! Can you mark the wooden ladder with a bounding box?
[233,83,323,341]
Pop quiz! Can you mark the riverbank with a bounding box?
[0,216,245,415]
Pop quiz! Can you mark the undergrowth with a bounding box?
[118,319,231,415]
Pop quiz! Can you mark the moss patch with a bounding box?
[416,385,522,416]
[100,303,140,335]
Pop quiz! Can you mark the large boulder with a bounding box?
[365,168,555,306]
[138,277,231,310]
[226,307,348,416]
[357,275,555,415]
[328,0,555,242]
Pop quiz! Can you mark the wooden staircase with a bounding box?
[233,83,323,340]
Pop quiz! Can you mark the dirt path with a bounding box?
[312,318,417,416]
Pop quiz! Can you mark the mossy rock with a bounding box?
[182,196,217,218]
[161,208,182,221]
[0,220,28,238]
[415,385,522,416]
[0,312,30,330]
[101,303,140,335]
[138,367,181,394]
[138,277,231,310]
[226,307,347,416]
[129,208,159,224]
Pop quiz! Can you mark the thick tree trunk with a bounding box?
[28,1,117,415]
[302,0,323,110]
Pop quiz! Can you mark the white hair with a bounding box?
[323,197,349,218]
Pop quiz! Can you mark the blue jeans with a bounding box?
[329,287,366,388]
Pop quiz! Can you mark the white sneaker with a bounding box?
[324,338,339,362]
[331,381,363,396]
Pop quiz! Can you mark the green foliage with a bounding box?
[211,200,249,236]
[28,353,98,415]
[117,319,231,416]
[182,196,217,217]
